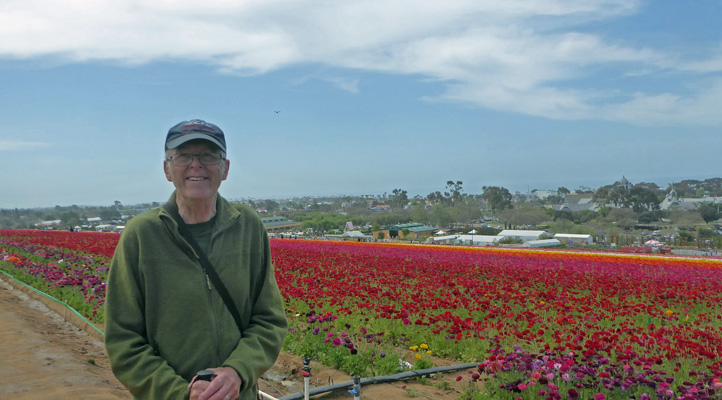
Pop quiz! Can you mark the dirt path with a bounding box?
[0,277,476,400]
[0,278,128,399]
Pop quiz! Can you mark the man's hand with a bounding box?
[188,367,242,400]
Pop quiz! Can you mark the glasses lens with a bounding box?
[173,154,193,166]
[170,153,222,166]
[199,153,222,165]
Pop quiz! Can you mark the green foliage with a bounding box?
[678,230,695,242]
[698,202,720,224]
[481,186,512,211]
[498,236,517,244]
[697,227,715,239]
[637,211,663,223]
[389,188,409,209]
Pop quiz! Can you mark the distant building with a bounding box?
[553,233,593,245]
[261,216,301,233]
[660,186,722,211]
[376,223,437,240]
[550,193,599,213]
[497,230,549,243]
[522,239,561,248]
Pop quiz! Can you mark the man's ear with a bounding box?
[164,161,173,182]
[222,159,230,181]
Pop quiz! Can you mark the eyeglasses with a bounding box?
[166,153,225,166]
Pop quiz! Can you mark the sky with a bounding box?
[1,0,721,209]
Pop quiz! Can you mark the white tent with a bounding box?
[455,235,500,245]
[430,235,459,243]
[644,239,662,247]
[435,230,446,235]
[522,239,561,248]
[554,233,594,245]
[341,231,369,239]
[498,230,549,243]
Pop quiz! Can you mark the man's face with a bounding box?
[164,141,230,203]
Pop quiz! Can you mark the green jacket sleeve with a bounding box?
[104,227,191,400]
[221,229,288,394]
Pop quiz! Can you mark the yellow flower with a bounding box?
[409,345,419,351]
[419,343,428,350]
[414,354,422,360]
[540,301,546,305]
[666,309,673,316]
[426,350,432,354]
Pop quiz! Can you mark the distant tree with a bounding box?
[697,227,715,238]
[430,204,453,228]
[628,186,660,213]
[402,228,411,239]
[262,200,279,212]
[377,232,385,240]
[553,210,573,222]
[594,185,629,207]
[572,210,598,224]
[499,206,547,227]
[99,208,121,221]
[445,180,464,206]
[699,203,720,224]
[60,211,81,227]
[410,205,431,225]
[426,191,445,205]
[678,230,695,243]
[637,211,661,224]
[389,188,409,209]
[481,186,512,211]
[557,187,570,195]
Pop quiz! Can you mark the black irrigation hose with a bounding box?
[278,362,479,400]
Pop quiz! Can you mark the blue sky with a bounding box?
[1,0,720,208]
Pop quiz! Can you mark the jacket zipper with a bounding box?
[206,231,224,363]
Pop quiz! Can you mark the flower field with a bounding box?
[2,229,721,400]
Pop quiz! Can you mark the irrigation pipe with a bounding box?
[278,362,479,400]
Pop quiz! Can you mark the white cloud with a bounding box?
[1,0,719,125]
[0,141,51,151]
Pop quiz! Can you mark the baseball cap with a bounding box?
[165,119,227,153]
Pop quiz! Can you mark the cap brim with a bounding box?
[166,133,226,152]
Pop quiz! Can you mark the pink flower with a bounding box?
[531,372,542,380]
[566,389,579,399]
[593,394,606,400]
[402,317,411,325]
[517,383,527,391]
[456,376,462,382]
[332,338,342,346]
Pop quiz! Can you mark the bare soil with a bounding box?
[0,277,477,400]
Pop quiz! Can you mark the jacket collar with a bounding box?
[162,191,241,235]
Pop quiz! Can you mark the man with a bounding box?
[105,119,287,400]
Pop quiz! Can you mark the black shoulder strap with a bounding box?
[162,202,244,333]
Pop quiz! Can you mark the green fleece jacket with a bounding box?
[105,193,287,400]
